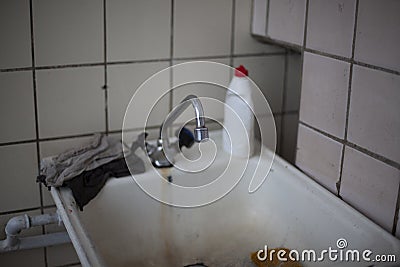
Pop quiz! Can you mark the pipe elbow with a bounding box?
[5,215,29,236]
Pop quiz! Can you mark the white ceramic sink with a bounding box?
[51,130,400,267]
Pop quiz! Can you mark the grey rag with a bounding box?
[40,133,145,187]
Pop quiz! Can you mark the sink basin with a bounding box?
[51,130,400,266]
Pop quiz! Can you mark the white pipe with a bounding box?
[0,212,70,253]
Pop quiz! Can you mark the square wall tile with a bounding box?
[0,143,40,212]
[0,71,36,143]
[235,0,284,54]
[348,66,400,163]
[174,0,232,58]
[355,0,400,72]
[37,67,105,138]
[107,0,171,62]
[340,146,400,232]
[39,136,94,205]
[108,62,170,131]
[307,0,356,58]
[285,52,302,112]
[0,248,45,266]
[267,0,306,46]
[296,124,342,194]
[172,58,230,125]
[251,0,267,36]
[299,52,350,138]
[0,0,31,69]
[281,113,299,164]
[233,55,285,114]
[33,0,103,66]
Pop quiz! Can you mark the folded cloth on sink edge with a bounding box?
[38,133,145,187]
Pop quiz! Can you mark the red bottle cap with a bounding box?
[234,65,248,77]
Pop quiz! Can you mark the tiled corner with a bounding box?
[348,66,400,163]
[267,0,306,46]
[354,0,400,72]
[108,62,170,131]
[39,136,94,206]
[251,0,267,36]
[172,58,230,125]
[0,71,36,143]
[174,0,232,58]
[107,0,171,62]
[0,0,31,69]
[296,124,342,194]
[280,113,299,164]
[285,52,302,112]
[0,143,40,212]
[340,146,400,232]
[234,0,284,54]
[299,52,350,139]
[233,55,285,115]
[36,67,105,138]
[33,0,103,66]
[306,0,356,58]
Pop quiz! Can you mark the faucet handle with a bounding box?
[176,127,195,149]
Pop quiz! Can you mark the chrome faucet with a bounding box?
[146,95,209,168]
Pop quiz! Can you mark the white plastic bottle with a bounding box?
[222,65,254,158]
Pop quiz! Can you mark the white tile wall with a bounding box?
[306,0,356,57]
[268,0,306,46]
[33,0,103,66]
[0,71,36,143]
[0,143,39,212]
[174,0,232,58]
[354,0,400,72]
[299,52,349,138]
[233,55,285,114]
[348,66,400,163]
[108,62,170,131]
[33,0,104,65]
[0,0,31,69]
[37,67,105,138]
[340,146,400,231]
[172,58,230,125]
[107,0,171,62]
[285,53,302,112]
[235,0,283,54]
[296,124,342,193]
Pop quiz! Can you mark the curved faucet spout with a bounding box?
[146,95,209,169]
[160,95,208,144]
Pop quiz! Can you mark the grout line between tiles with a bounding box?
[299,121,400,171]
[337,0,359,197]
[103,0,109,135]
[229,0,236,67]
[392,182,400,235]
[169,0,174,115]
[278,51,289,155]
